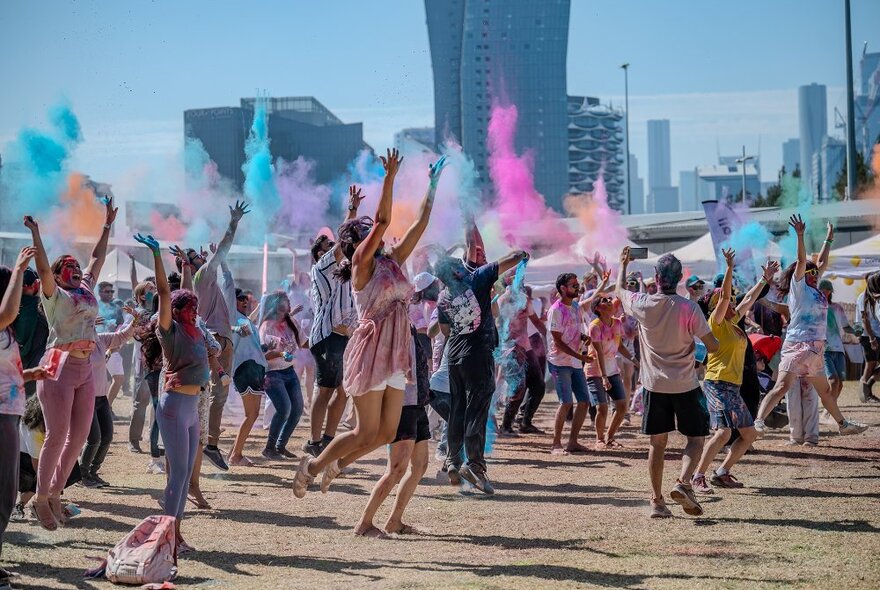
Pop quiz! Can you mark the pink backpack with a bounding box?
[105,515,178,585]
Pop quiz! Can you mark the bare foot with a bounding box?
[187,488,211,509]
[550,445,568,455]
[385,522,425,535]
[354,524,389,539]
[34,499,58,531]
[229,455,253,467]
[48,496,67,525]
[565,442,590,454]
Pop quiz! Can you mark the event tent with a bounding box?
[825,234,880,279]
[525,236,657,283]
[642,232,782,281]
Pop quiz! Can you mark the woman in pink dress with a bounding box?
[293,150,447,531]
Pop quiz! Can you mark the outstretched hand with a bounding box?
[762,260,780,282]
[15,247,36,271]
[134,234,161,255]
[722,248,736,267]
[788,214,806,235]
[380,148,403,178]
[169,245,189,265]
[619,246,633,266]
[230,200,251,223]
[103,196,119,225]
[825,221,834,242]
[23,216,38,232]
[348,185,365,209]
[429,155,447,187]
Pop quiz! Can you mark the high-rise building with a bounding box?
[647,119,671,192]
[394,127,436,153]
[425,0,571,211]
[782,138,801,176]
[798,83,827,189]
[184,96,366,190]
[696,162,760,203]
[857,50,880,159]
[650,186,679,214]
[627,154,645,215]
[567,96,625,211]
[811,136,846,203]
[678,170,698,211]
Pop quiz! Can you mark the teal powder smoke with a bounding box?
[241,101,280,235]
[720,220,773,283]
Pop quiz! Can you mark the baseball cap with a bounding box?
[686,275,705,288]
[412,272,437,293]
[818,279,833,292]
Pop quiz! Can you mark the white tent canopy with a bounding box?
[97,249,153,291]
[643,232,782,281]
[525,236,656,283]
[825,234,880,278]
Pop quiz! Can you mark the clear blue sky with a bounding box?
[1,0,879,190]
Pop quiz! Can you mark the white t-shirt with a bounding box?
[0,332,25,416]
[825,302,849,353]
[855,292,880,334]
[19,421,43,458]
[619,290,711,394]
[786,276,828,343]
[547,300,584,369]
[526,299,544,338]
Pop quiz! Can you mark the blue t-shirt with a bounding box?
[785,276,828,343]
[437,262,499,364]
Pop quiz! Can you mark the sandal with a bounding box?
[606,439,624,448]
[320,459,343,494]
[229,455,253,467]
[34,500,58,531]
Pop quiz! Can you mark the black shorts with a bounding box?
[310,333,349,389]
[233,360,266,394]
[393,405,431,444]
[641,387,710,437]
[860,336,879,363]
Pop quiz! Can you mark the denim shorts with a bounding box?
[823,350,846,380]
[549,362,589,404]
[586,374,626,405]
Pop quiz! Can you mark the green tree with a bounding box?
[834,150,871,199]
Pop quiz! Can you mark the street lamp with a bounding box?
[621,63,631,214]
[735,145,755,204]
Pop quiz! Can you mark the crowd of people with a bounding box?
[0,150,877,586]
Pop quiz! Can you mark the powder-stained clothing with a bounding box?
[156,321,211,391]
[824,302,849,353]
[619,290,711,394]
[546,301,583,369]
[343,256,415,396]
[586,317,624,378]
[89,318,136,399]
[232,311,268,374]
[259,320,300,372]
[705,312,747,385]
[41,273,98,351]
[309,249,356,347]
[785,276,828,343]
[193,265,233,342]
[0,332,25,416]
[437,263,500,364]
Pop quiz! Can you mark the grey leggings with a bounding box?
[156,391,199,520]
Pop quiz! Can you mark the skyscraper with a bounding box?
[812,136,846,203]
[782,138,801,176]
[857,50,880,158]
[647,119,671,192]
[678,170,697,211]
[627,154,645,215]
[567,96,625,211]
[184,97,366,190]
[798,83,827,189]
[425,0,571,211]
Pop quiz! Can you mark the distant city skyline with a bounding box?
[1,0,879,199]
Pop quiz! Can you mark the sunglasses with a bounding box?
[805,268,819,277]
[598,297,613,304]
[101,289,115,294]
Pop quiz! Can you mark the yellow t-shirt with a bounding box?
[704,312,747,385]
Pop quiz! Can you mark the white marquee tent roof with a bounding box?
[97,249,153,290]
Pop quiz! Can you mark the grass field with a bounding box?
[4,382,879,589]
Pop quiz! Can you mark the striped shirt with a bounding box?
[309,249,356,347]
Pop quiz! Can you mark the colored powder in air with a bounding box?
[275,156,332,237]
[0,102,83,218]
[441,139,482,224]
[776,174,828,266]
[563,172,628,259]
[487,101,574,251]
[48,173,107,241]
[242,101,280,238]
[721,220,774,283]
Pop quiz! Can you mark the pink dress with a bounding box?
[343,256,415,396]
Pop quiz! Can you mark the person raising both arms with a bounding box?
[293,151,445,523]
[691,250,778,494]
[24,197,117,530]
[753,216,867,436]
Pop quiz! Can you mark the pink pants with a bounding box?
[36,355,95,496]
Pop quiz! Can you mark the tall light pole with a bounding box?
[736,145,755,203]
[621,63,631,214]
[844,0,858,200]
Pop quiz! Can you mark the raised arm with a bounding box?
[391,155,447,266]
[789,214,807,281]
[0,247,36,331]
[23,216,55,298]
[497,250,530,276]
[84,197,118,280]
[169,245,193,291]
[136,234,169,331]
[615,247,632,299]
[465,218,485,265]
[737,260,779,317]
[204,200,249,275]
[352,149,402,289]
[127,252,138,292]
[711,248,735,324]
[816,222,833,276]
[579,271,611,310]
[345,184,366,222]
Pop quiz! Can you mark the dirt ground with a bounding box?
[4,382,879,590]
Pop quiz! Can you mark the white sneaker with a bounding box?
[146,458,165,474]
[838,420,868,436]
[753,419,766,436]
